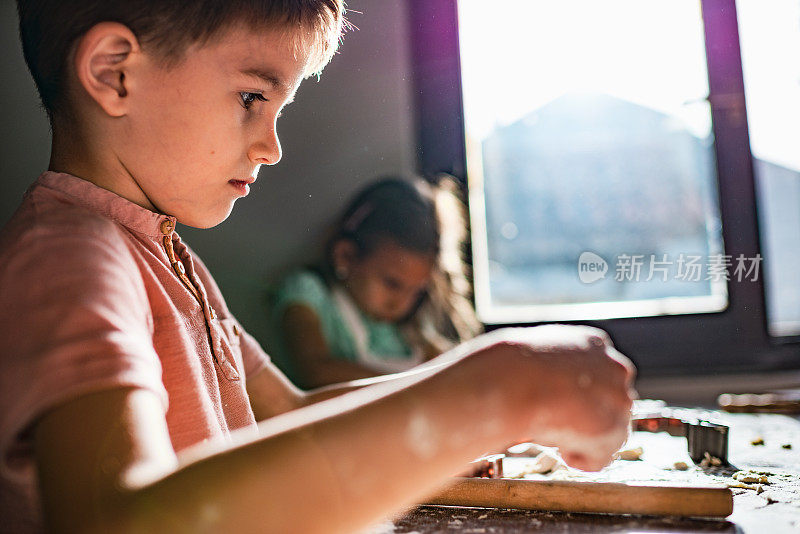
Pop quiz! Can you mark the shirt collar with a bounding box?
[34,171,177,239]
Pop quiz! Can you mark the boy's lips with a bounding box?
[228,178,254,196]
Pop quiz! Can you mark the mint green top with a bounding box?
[268,269,414,383]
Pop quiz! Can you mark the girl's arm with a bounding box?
[35,326,634,534]
[281,303,383,388]
[246,321,463,420]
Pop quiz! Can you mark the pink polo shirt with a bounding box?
[0,172,271,532]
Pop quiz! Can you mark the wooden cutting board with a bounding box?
[425,430,736,518]
[426,477,733,518]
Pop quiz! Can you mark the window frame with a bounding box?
[408,0,800,376]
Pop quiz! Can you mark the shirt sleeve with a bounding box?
[0,219,168,483]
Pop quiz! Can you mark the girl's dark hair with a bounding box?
[16,0,345,122]
[325,176,482,352]
[329,178,440,261]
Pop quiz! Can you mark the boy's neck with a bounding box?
[49,123,158,213]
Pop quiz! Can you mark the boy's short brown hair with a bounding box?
[16,0,346,121]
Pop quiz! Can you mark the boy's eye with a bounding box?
[239,92,268,110]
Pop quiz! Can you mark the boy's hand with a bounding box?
[489,325,636,472]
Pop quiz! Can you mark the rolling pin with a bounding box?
[425,477,733,518]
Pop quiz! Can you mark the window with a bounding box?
[410,0,800,374]
[457,0,727,323]
[737,0,800,337]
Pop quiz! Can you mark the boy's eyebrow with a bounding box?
[240,67,293,94]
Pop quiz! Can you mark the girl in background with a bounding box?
[268,176,482,389]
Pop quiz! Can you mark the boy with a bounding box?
[0,1,635,532]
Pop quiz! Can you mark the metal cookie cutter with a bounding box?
[632,409,729,465]
[462,454,505,478]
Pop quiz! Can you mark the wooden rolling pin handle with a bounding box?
[425,478,733,518]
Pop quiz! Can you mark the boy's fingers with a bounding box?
[560,451,587,470]
[561,451,612,472]
[606,347,636,386]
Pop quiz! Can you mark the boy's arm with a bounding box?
[298,358,455,405]
[245,359,308,419]
[36,326,634,534]
[34,387,178,533]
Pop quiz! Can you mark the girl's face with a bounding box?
[336,239,435,322]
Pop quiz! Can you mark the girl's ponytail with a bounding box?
[404,175,482,357]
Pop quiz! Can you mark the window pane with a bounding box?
[458,0,727,323]
[737,0,800,337]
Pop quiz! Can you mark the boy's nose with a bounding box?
[248,126,282,166]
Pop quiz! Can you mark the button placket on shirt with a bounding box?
[160,219,201,303]
[159,217,240,381]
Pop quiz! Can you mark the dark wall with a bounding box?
[0,1,417,347]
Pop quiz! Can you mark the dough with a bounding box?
[614,446,643,461]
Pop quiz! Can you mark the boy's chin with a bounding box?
[175,205,235,229]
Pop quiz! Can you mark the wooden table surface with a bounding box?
[365,409,800,533]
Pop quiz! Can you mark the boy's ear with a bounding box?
[73,22,140,117]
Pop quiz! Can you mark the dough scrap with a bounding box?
[505,446,567,477]
[521,450,565,475]
[699,452,723,467]
[614,446,643,461]
[733,470,770,484]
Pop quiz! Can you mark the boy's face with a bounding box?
[117,24,308,227]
